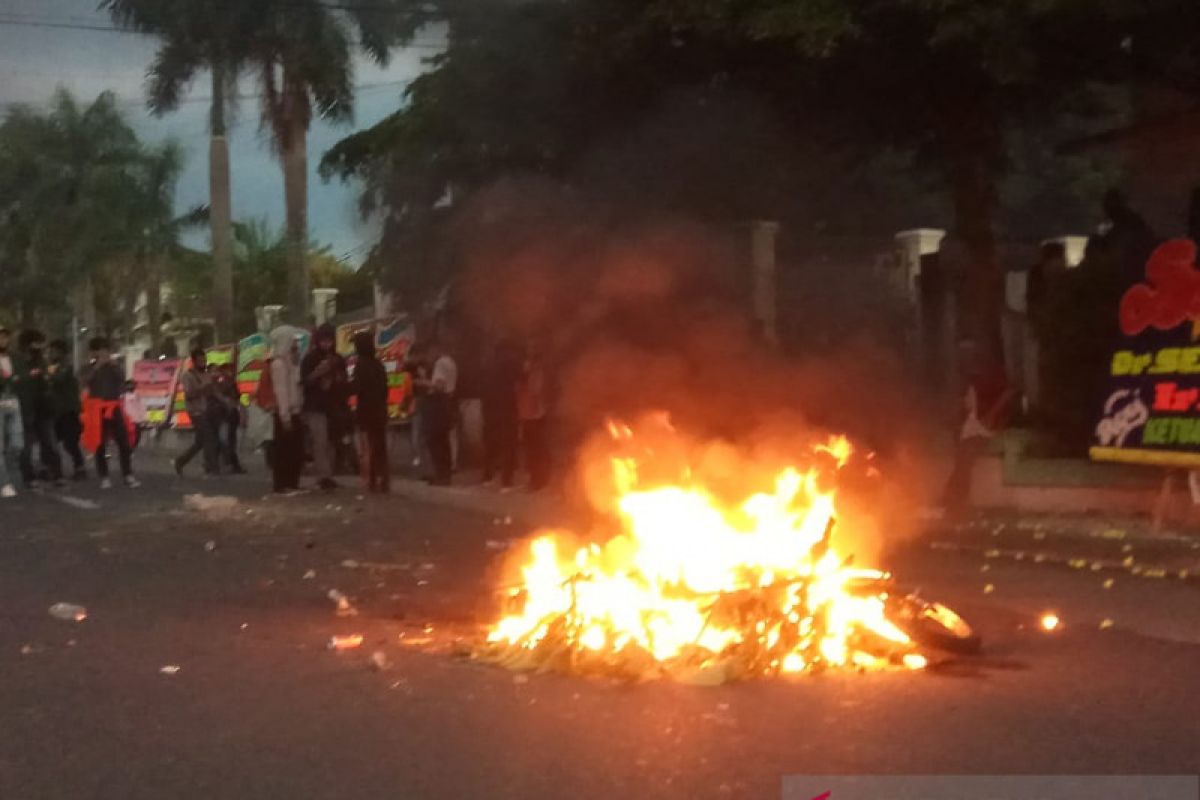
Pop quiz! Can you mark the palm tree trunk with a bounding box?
[210,61,235,343]
[283,109,309,326]
[146,258,163,355]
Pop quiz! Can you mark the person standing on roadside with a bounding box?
[415,341,457,486]
[350,331,389,494]
[46,339,86,480]
[174,349,218,477]
[300,323,347,491]
[482,339,521,491]
[84,337,139,489]
[517,340,551,492]
[212,363,245,474]
[16,330,63,488]
[267,325,305,494]
[0,326,24,498]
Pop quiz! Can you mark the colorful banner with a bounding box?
[132,358,181,427]
[377,315,416,421]
[1092,238,1200,468]
[236,333,269,408]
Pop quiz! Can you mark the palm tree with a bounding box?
[102,0,247,344]
[240,1,411,325]
[0,90,145,329]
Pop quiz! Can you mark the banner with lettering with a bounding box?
[132,358,181,427]
[1092,238,1200,467]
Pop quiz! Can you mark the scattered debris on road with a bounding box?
[328,634,364,651]
[183,494,239,518]
[48,603,87,622]
[327,589,358,617]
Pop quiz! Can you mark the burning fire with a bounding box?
[477,417,931,683]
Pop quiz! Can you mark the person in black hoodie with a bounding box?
[300,323,347,491]
[350,331,389,493]
[85,337,139,489]
[481,339,521,490]
[46,339,86,480]
[16,330,63,488]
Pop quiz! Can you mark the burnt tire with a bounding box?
[892,597,982,656]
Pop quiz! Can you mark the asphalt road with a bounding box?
[1,456,1198,799]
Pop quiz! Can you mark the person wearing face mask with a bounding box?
[0,326,24,498]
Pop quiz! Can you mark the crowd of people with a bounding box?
[0,317,554,500]
[0,328,142,498]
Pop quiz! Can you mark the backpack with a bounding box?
[255,358,276,411]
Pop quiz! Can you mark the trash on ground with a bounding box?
[303,569,316,580]
[204,540,216,552]
[370,651,390,671]
[328,634,364,651]
[159,665,181,675]
[327,589,357,617]
[183,494,239,518]
[48,603,87,622]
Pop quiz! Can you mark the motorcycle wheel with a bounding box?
[892,596,982,656]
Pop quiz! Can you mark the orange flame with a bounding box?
[482,420,923,681]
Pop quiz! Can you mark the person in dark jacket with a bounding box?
[16,330,63,488]
[300,323,348,491]
[350,331,389,493]
[210,362,245,474]
[481,339,521,490]
[46,339,86,480]
[83,337,139,488]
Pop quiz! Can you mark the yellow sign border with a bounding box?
[1089,446,1200,468]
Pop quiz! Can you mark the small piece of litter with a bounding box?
[160,665,181,675]
[303,569,316,580]
[48,603,87,622]
[328,634,364,651]
[370,651,390,671]
[983,584,995,594]
[1099,619,1115,630]
[204,540,216,552]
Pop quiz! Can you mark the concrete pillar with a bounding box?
[312,288,338,326]
[255,305,285,334]
[894,229,947,301]
[373,282,393,320]
[750,221,780,345]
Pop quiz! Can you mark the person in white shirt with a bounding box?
[416,341,457,485]
[267,326,305,494]
[0,326,24,498]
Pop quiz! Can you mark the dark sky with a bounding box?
[0,0,443,264]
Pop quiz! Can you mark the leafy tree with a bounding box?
[169,218,367,337]
[325,0,1129,352]
[0,91,145,330]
